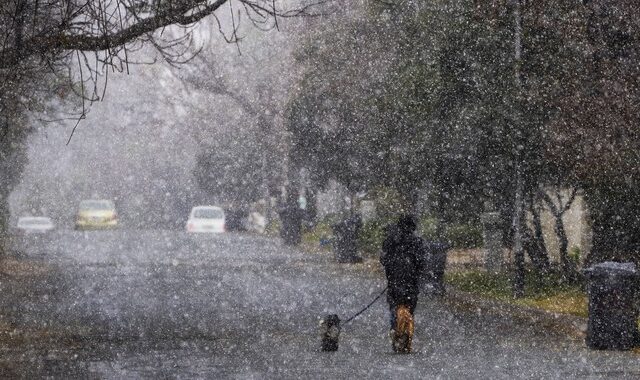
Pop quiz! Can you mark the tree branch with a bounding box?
[1,0,330,69]
[0,1,227,68]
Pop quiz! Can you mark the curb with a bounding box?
[296,241,589,340]
[441,286,588,340]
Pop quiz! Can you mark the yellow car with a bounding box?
[75,200,118,230]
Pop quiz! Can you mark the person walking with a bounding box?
[380,214,428,352]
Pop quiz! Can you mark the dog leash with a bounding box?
[343,286,388,324]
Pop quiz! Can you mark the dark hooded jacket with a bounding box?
[380,216,428,308]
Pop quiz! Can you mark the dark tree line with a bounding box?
[286,0,640,276]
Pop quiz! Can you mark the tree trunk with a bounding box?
[0,97,28,256]
[554,214,577,282]
[306,188,317,227]
[512,170,525,298]
[0,192,8,255]
[540,188,580,280]
[530,201,550,272]
[522,218,550,274]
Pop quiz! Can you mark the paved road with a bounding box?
[1,230,639,379]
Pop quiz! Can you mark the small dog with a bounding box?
[393,305,414,353]
[319,314,341,351]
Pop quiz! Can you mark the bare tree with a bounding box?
[540,187,579,282]
[1,1,329,66]
[178,50,288,222]
[527,195,551,273]
[0,0,329,251]
[1,0,330,120]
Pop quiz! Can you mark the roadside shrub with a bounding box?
[265,219,281,237]
[446,269,588,317]
[302,218,335,249]
[358,219,387,256]
[445,223,483,249]
[418,217,483,249]
[418,217,438,240]
[366,187,406,220]
[569,246,581,266]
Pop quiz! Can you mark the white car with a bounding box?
[16,216,55,233]
[186,206,226,233]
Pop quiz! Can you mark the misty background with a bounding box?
[9,13,307,229]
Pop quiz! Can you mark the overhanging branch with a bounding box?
[1,0,331,69]
[0,1,227,68]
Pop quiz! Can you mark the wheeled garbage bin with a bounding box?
[423,241,449,296]
[584,261,639,350]
[332,215,363,264]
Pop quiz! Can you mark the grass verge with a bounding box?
[446,269,588,317]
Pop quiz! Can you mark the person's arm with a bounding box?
[380,237,392,267]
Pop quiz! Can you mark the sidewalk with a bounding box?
[302,239,640,355]
[320,248,594,343]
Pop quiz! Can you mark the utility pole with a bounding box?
[261,147,271,225]
[512,0,525,298]
[258,109,272,226]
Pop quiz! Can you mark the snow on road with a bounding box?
[0,230,638,378]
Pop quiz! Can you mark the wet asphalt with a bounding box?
[1,230,639,379]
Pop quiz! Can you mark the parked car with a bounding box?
[75,199,118,230]
[16,216,55,234]
[186,206,226,233]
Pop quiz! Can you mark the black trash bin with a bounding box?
[584,261,639,350]
[279,205,302,246]
[332,220,347,262]
[423,241,449,296]
[332,215,363,264]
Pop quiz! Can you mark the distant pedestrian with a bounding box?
[278,191,302,246]
[380,214,428,351]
